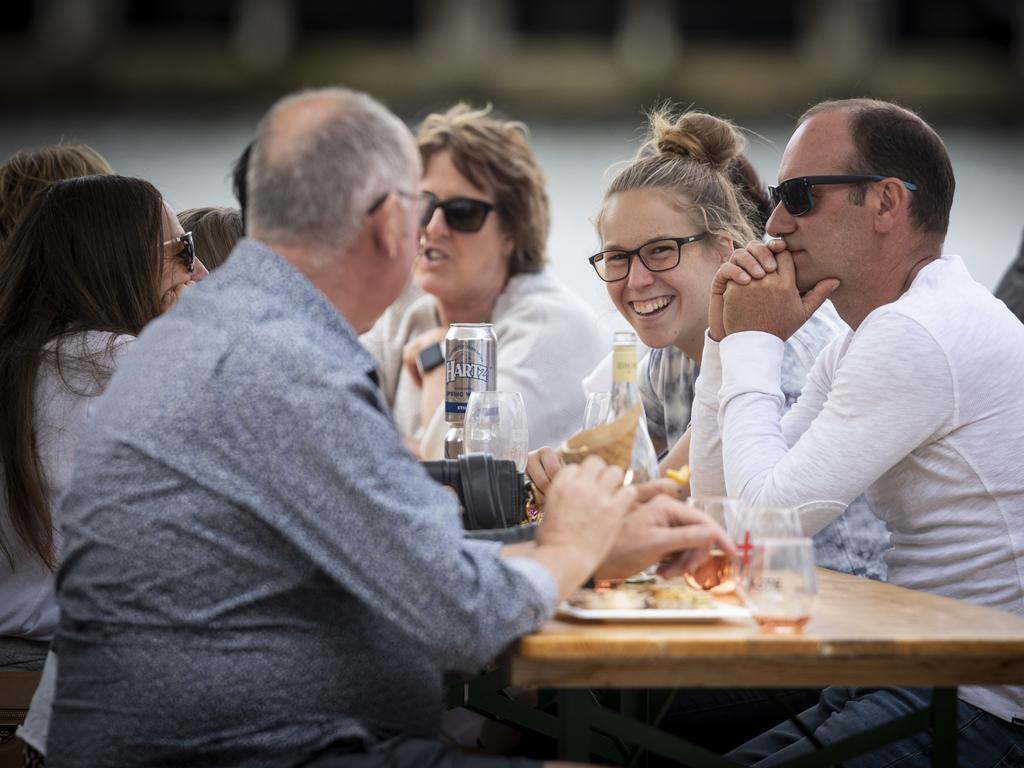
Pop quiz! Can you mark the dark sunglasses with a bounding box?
[163,231,196,273]
[768,175,918,217]
[420,192,496,233]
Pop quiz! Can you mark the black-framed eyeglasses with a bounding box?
[768,175,918,217]
[588,233,708,283]
[163,231,196,274]
[419,191,496,234]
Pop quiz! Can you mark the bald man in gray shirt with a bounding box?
[47,88,728,768]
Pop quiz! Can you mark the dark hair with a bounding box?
[0,143,114,247]
[178,206,243,270]
[801,99,955,236]
[727,154,773,234]
[0,175,165,571]
[231,141,252,230]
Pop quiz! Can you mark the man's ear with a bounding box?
[370,194,404,261]
[874,179,911,234]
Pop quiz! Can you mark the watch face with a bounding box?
[418,342,445,373]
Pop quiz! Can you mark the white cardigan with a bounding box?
[362,270,608,458]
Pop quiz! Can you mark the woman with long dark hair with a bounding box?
[0,174,207,763]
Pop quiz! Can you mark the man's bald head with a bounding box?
[799,98,954,238]
[248,88,419,252]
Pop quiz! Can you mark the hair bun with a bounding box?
[642,107,746,172]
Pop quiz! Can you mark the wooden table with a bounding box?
[461,570,1024,767]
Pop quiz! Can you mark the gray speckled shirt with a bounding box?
[48,239,558,768]
[640,304,889,581]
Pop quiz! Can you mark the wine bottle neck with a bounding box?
[612,344,638,385]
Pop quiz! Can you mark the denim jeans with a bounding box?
[0,636,48,671]
[302,736,542,768]
[655,688,823,756]
[727,687,1024,767]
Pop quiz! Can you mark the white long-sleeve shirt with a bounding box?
[0,331,132,641]
[4,331,132,755]
[690,254,1024,723]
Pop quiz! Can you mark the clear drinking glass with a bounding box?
[464,391,529,472]
[743,537,817,633]
[581,391,611,430]
[731,505,803,591]
[684,496,746,594]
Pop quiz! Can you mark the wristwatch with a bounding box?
[416,341,445,376]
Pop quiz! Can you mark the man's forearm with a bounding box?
[502,541,597,601]
[514,544,597,601]
[500,541,536,559]
[690,333,727,497]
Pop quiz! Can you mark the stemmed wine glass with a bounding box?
[463,391,529,472]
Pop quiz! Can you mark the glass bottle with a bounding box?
[609,330,660,484]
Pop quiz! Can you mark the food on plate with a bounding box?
[569,587,648,610]
[568,577,715,611]
[648,582,715,609]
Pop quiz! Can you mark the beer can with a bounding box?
[444,323,497,425]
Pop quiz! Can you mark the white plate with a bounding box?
[558,601,751,623]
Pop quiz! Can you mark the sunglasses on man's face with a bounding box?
[419,192,496,233]
[162,231,196,273]
[768,175,919,217]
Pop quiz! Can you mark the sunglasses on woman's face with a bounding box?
[768,175,918,217]
[419,192,496,233]
[162,231,196,273]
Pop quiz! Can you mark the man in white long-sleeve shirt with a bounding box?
[689,98,1024,766]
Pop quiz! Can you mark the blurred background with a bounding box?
[2,0,1021,328]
